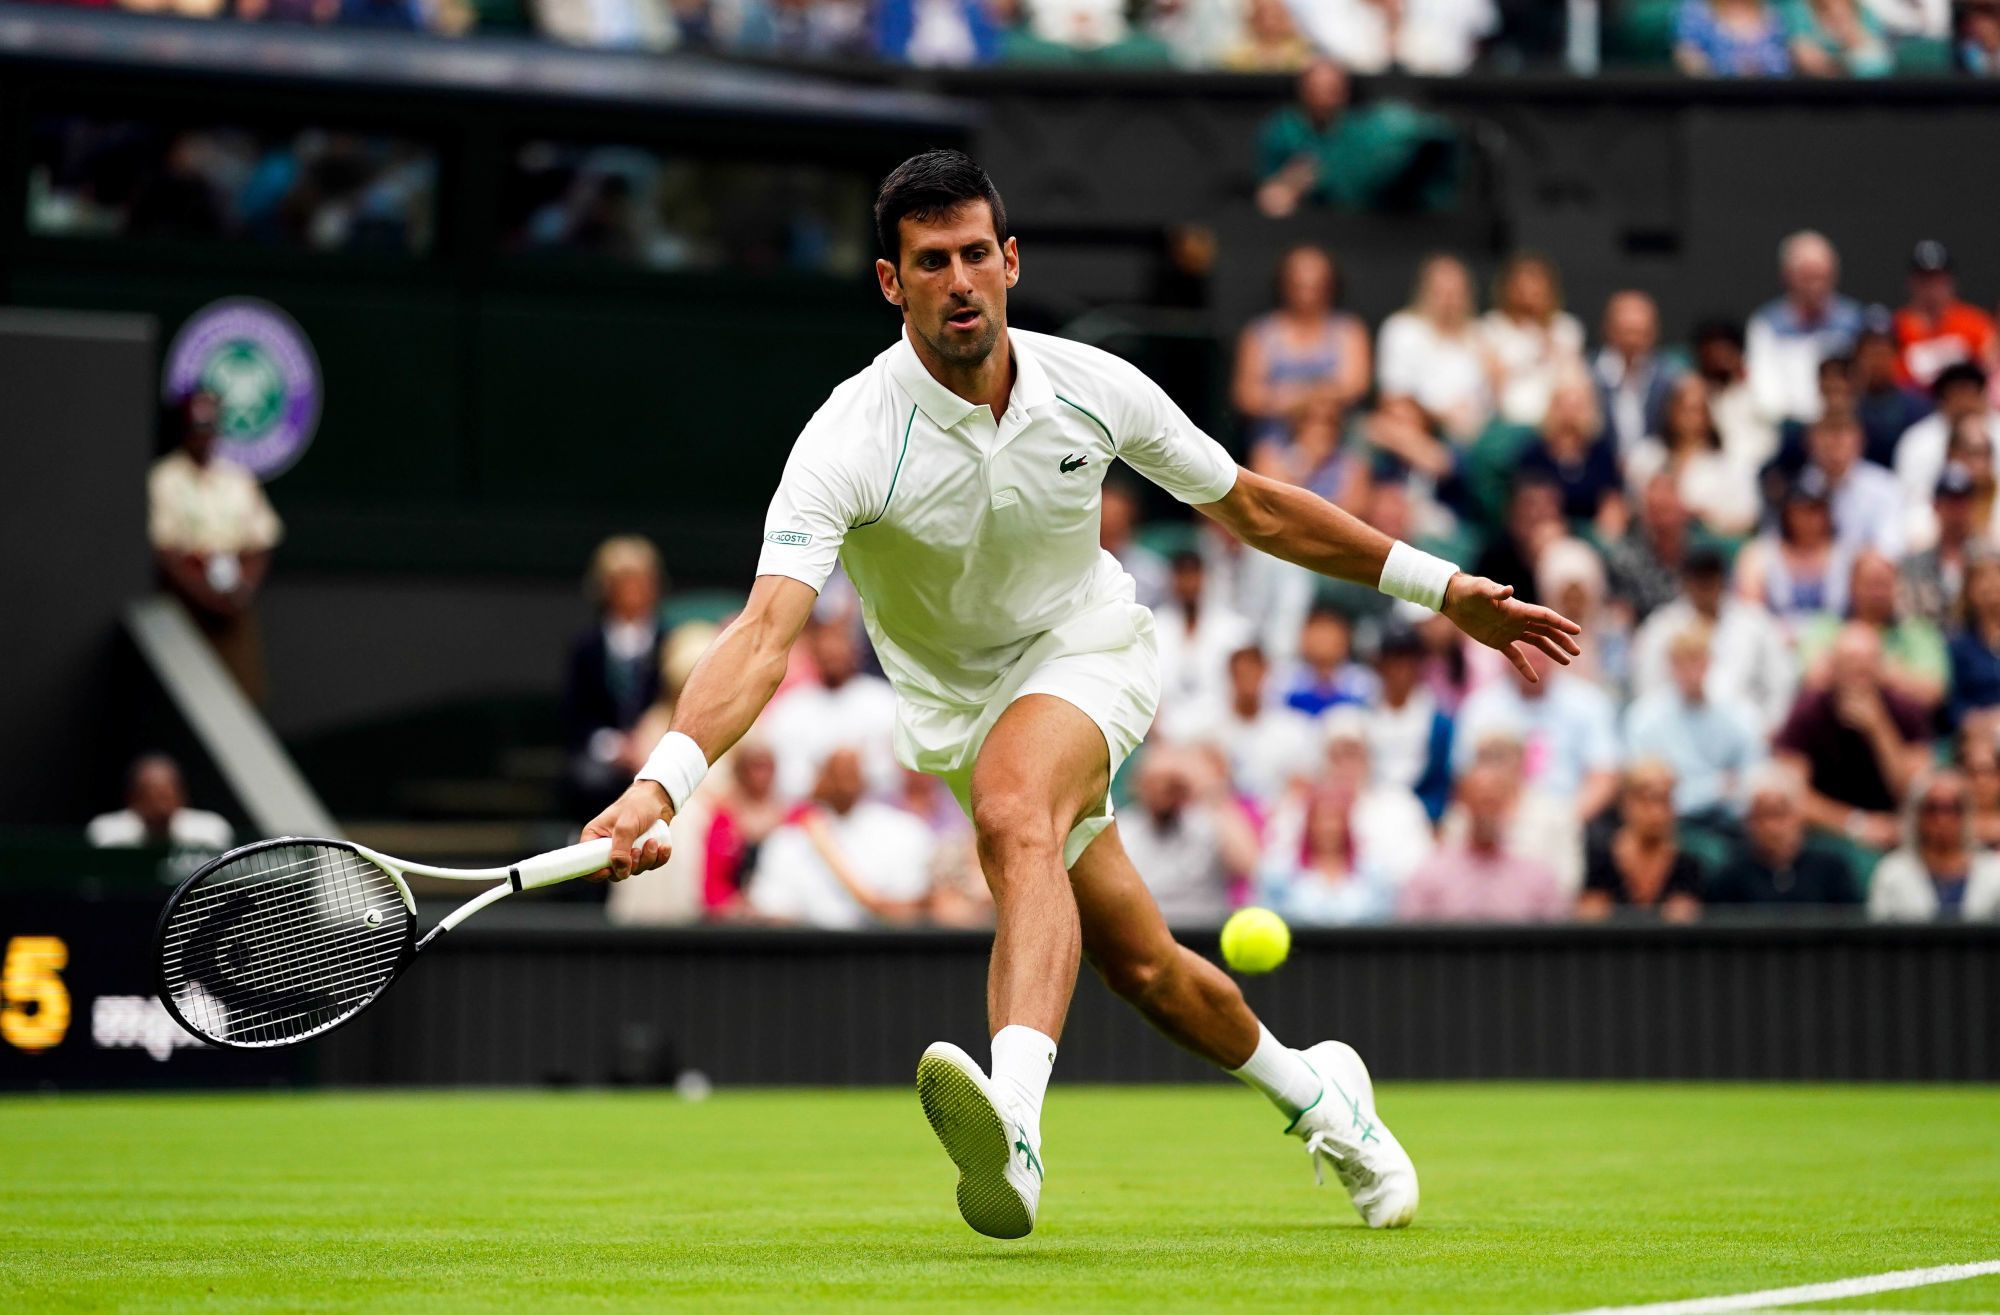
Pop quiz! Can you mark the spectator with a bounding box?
[899,768,990,927]
[1375,252,1495,446]
[1158,643,1319,809]
[875,0,1003,62]
[1233,244,1371,452]
[1474,475,1565,606]
[1625,374,1761,537]
[1100,479,1169,608]
[1118,744,1259,926]
[1734,468,1855,627]
[1604,472,1693,623]
[1797,550,1948,713]
[1155,548,1257,710]
[1624,621,1765,819]
[1893,241,1998,391]
[1706,763,1862,906]
[561,535,664,817]
[1860,0,1947,39]
[1693,318,1782,478]
[1634,547,1797,730]
[1745,230,1864,425]
[1441,727,1585,890]
[1788,0,1894,75]
[1869,769,2000,920]
[1219,0,1313,69]
[1948,554,2000,732]
[1773,621,1930,853]
[621,620,719,776]
[1959,721,2000,846]
[1256,783,1395,925]
[1479,252,1586,429]
[148,390,283,704]
[1804,410,1903,557]
[1363,626,1455,821]
[737,0,872,58]
[699,739,785,915]
[1536,536,1624,691]
[745,747,935,928]
[1962,0,2000,72]
[1901,463,1980,628]
[1894,362,2000,538]
[1592,290,1678,460]
[1276,605,1376,715]
[1399,763,1569,921]
[1315,707,1435,884]
[1675,0,1793,75]
[1578,760,1705,922]
[86,754,233,853]
[1290,0,1499,75]
[1518,371,1622,530]
[1255,59,1460,217]
[761,615,900,803]
[1454,642,1621,822]
[1851,322,1931,468]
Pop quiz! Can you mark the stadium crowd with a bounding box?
[19,0,2000,76]
[556,229,2000,930]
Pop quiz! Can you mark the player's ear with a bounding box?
[1003,236,1020,289]
[875,257,904,308]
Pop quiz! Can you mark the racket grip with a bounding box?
[514,820,672,890]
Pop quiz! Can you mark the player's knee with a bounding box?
[971,793,1063,870]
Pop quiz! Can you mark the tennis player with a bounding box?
[585,150,1581,1239]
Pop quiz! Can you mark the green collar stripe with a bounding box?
[1056,393,1116,453]
[854,403,917,529]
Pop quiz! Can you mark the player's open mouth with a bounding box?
[946,308,981,330]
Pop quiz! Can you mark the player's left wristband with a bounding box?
[1377,540,1459,613]
[636,731,709,813]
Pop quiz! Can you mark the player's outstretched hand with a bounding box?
[581,782,675,882]
[1440,572,1582,683]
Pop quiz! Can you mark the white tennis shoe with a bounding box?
[1289,1040,1419,1229]
[916,1041,1043,1239]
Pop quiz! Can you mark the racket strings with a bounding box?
[159,842,412,1046]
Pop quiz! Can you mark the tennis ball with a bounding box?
[1220,907,1290,975]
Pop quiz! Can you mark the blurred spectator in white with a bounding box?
[1315,707,1433,881]
[1773,622,1930,853]
[1150,0,1259,67]
[1635,548,1795,731]
[699,738,785,916]
[1624,622,1764,819]
[1220,0,1315,68]
[873,0,999,63]
[1399,763,1568,922]
[745,747,933,928]
[534,0,676,49]
[1605,472,1693,624]
[1159,643,1319,810]
[1745,230,1863,425]
[1287,0,1497,75]
[1376,253,1494,446]
[1100,479,1168,608]
[1198,521,1318,663]
[1625,374,1760,537]
[1118,744,1259,926]
[1789,0,1894,75]
[1276,604,1377,715]
[1440,728,1584,891]
[1962,0,2000,72]
[1233,245,1370,451]
[762,615,900,803]
[1364,626,1455,821]
[1948,554,2000,733]
[150,390,283,704]
[1734,469,1854,627]
[1021,0,1130,51]
[1805,410,1903,557]
[562,535,664,817]
[1852,320,1932,468]
[1895,362,1999,539]
[1454,643,1621,823]
[1705,763,1861,906]
[1693,318,1781,477]
[1797,550,1947,714]
[1578,760,1704,922]
[1518,370,1622,532]
[1869,769,2000,920]
[1536,536,1623,691]
[87,754,233,852]
[1674,0,1793,75]
[1860,0,1947,37]
[1155,548,1257,710]
[1893,241,1998,391]
[736,0,872,57]
[1592,290,1677,461]
[1473,476,1564,606]
[621,620,718,774]
[1479,252,1585,429]
[1902,463,1979,628]
[1256,783,1395,924]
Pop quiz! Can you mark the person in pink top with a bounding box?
[1397,763,1569,922]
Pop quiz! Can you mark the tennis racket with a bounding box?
[152,821,670,1050]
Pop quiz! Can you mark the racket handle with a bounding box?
[514,820,671,890]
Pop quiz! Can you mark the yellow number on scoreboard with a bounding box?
[1,935,71,1053]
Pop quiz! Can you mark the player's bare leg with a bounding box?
[917,693,1108,1238]
[1070,824,1420,1228]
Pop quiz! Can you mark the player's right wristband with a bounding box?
[636,731,709,813]
[1377,540,1459,613]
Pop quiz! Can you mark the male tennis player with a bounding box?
[586,150,1580,1239]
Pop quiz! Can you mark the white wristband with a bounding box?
[636,731,709,813]
[1377,540,1459,612]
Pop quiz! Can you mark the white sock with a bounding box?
[990,1024,1057,1129]
[1229,1024,1323,1119]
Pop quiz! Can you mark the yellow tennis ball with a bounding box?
[1220,907,1290,975]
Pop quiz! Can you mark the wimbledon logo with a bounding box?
[162,297,322,480]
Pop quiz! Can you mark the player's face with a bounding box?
[877,201,1018,370]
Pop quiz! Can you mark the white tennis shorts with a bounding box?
[890,598,1161,869]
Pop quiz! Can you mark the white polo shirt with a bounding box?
[758,327,1239,750]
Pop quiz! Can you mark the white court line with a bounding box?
[1561,1260,2000,1315]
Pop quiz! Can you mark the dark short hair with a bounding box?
[1169,548,1204,571]
[1934,360,1990,400]
[873,149,1008,266]
[1682,546,1727,580]
[1692,318,1745,351]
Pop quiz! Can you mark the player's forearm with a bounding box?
[1214,470,1394,587]
[662,613,791,766]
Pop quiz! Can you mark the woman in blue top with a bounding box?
[1949,555,2000,730]
[1675,0,1793,76]
[1232,245,1371,453]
